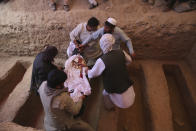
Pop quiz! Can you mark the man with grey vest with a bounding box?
[87,34,135,110]
[38,69,94,131]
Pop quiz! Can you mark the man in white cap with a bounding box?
[86,34,135,110]
[81,17,135,58]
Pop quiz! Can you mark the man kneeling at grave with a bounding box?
[87,34,135,110]
[38,69,94,131]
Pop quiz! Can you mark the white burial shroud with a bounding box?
[64,55,91,102]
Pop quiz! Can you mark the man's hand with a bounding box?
[131,53,136,60]
[78,44,84,49]
[57,66,64,70]
[85,67,89,74]
[73,40,81,50]
[74,40,80,45]
[80,95,86,100]
[77,44,87,53]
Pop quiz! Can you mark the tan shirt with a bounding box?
[38,81,82,131]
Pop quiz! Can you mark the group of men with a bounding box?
[143,0,196,12]
[49,0,108,11]
[0,0,9,3]
[31,17,135,131]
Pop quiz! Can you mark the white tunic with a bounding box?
[67,22,102,58]
[70,23,94,42]
[88,51,135,108]
[67,23,92,57]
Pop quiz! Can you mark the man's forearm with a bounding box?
[82,28,103,45]
[88,59,105,78]
[126,40,134,55]
[70,33,77,42]
[82,35,92,45]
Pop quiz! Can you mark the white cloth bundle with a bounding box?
[64,55,91,102]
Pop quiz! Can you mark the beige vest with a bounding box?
[38,81,75,131]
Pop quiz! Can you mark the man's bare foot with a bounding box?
[89,3,99,9]
[64,5,70,12]
[50,2,56,11]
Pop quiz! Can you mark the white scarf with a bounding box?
[100,34,115,54]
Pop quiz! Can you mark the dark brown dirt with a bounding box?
[0,0,196,59]
[82,77,103,130]
[0,62,26,109]
[117,64,152,131]
[97,63,152,131]
[0,121,43,131]
[97,102,119,131]
[0,57,196,131]
[13,92,44,129]
[163,64,196,131]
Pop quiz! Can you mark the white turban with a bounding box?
[100,34,115,54]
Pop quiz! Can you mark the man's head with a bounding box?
[104,17,117,34]
[47,69,67,89]
[43,46,58,63]
[87,17,99,32]
[100,34,115,54]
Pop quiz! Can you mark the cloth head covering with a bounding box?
[43,46,58,63]
[47,69,67,89]
[106,17,117,26]
[100,34,115,54]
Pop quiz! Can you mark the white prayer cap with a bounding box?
[100,34,115,54]
[106,17,117,26]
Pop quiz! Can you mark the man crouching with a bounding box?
[38,69,94,131]
[87,34,135,110]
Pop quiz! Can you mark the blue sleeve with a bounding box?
[82,28,104,45]
[117,27,134,54]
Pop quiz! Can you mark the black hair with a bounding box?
[43,46,58,63]
[87,17,99,27]
[47,69,67,89]
[104,21,115,28]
